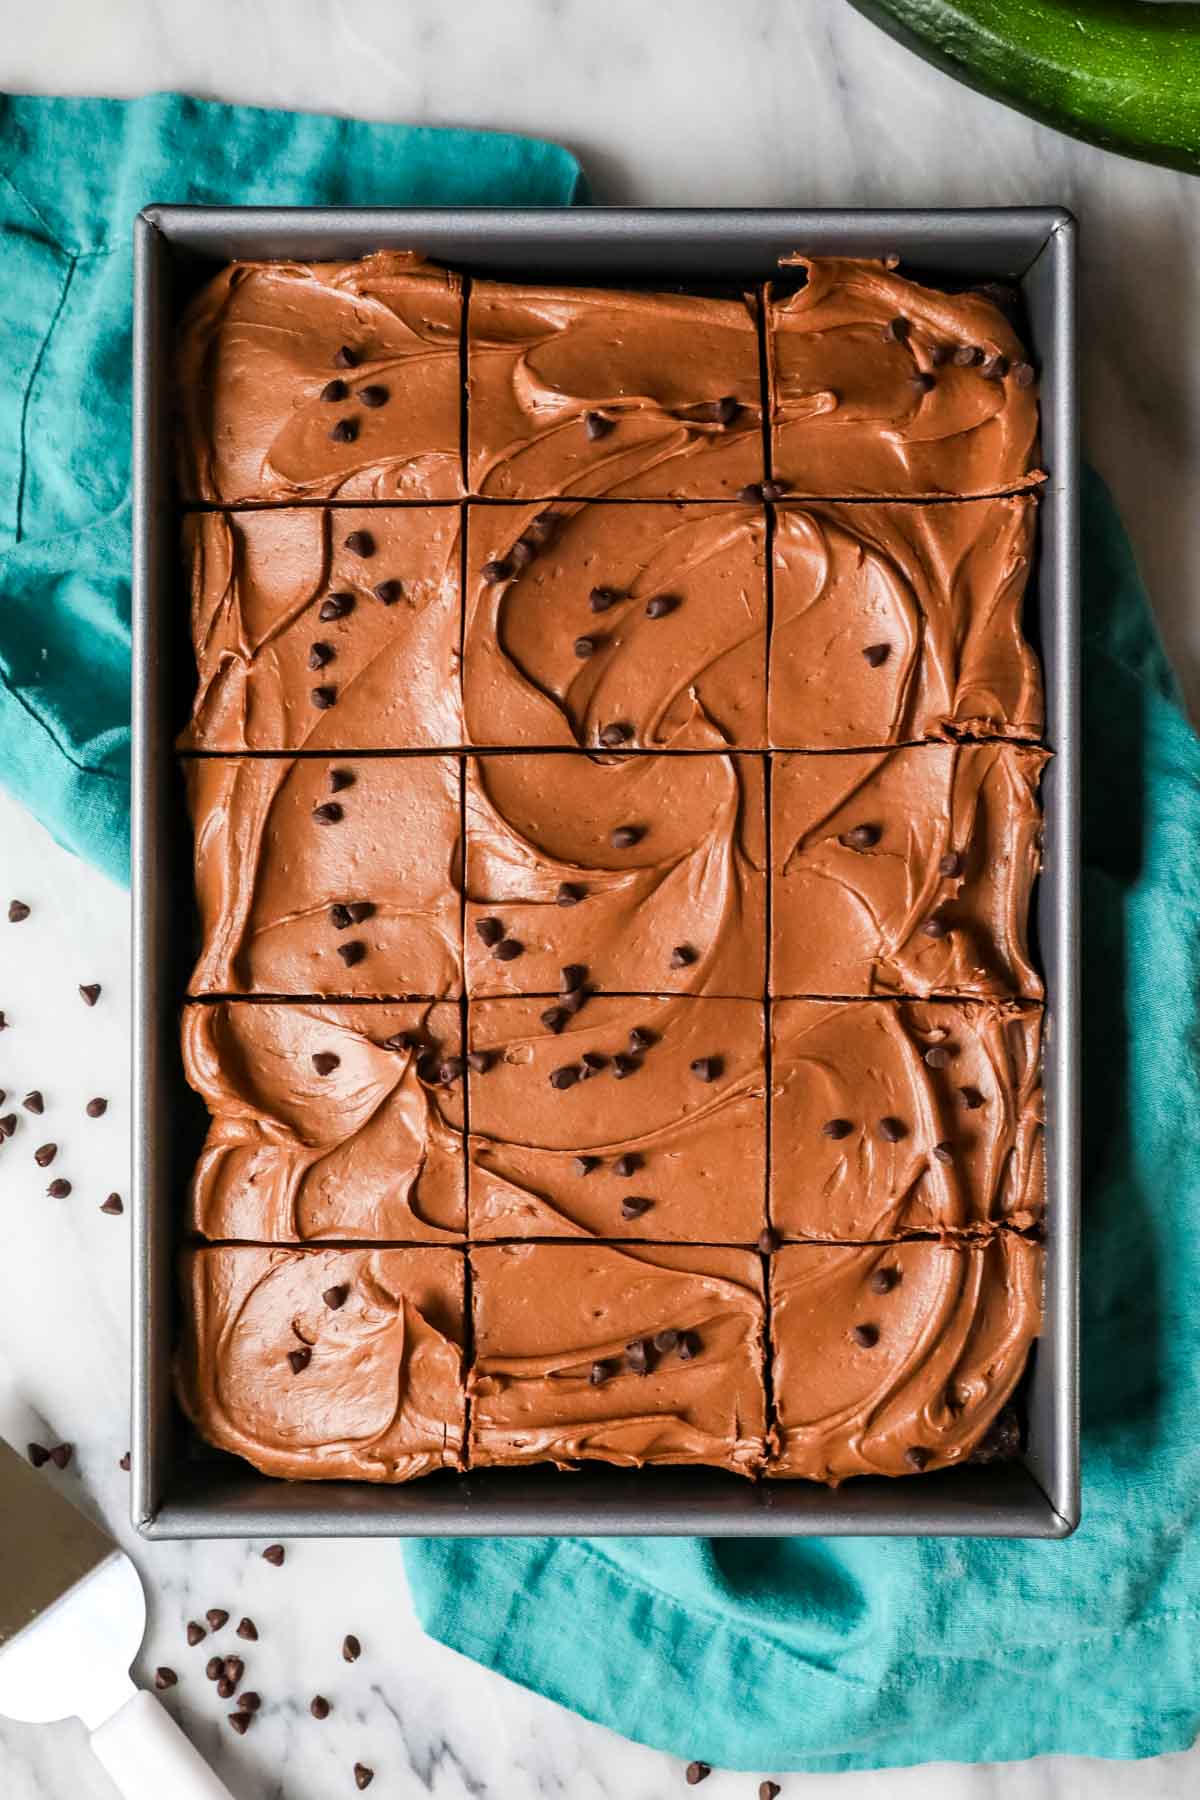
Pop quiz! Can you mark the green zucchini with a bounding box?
[847,0,1200,175]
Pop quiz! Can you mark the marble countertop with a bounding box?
[1,2,1198,1794]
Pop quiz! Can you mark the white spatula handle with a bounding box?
[90,1689,234,1800]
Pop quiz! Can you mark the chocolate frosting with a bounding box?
[465,751,766,998]
[768,258,1042,498]
[186,755,462,997]
[468,282,764,499]
[771,1000,1044,1239]
[772,744,1047,999]
[465,500,768,749]
[175,252,463,503]
[470,1242,766,1472]
[468,995,766,1241]
[768,1235,1043,1481]
[176,1246,466,1481]
[179,507,462,752]
[184,1001,465,1241]
[771,497,1043,747]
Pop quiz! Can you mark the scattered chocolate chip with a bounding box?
[645,594,680,619]
[475,916,505,948]
[686,1762,712,1785]
[760,481,785,502]
[239,1692,261,1713]
[690,1056,722,1083]
[34,1142,56,1167]
[119,1451,131,1471]
[584,410,615,439]
[508,538,535,570]
[344,530,375,559]
[342,1634,362,1663]
[736,483,764,502]
[312,802,343,825]
[921,916,950,938]
[613,1152,642,1178]
[628,1026,656,1054]
[372,579,404,606]
[924,1045,952,1069]
[599,722,633,748]
[610,825,643,849]
[862,643,890,668]
[236,1618,258,1642]
[882,315,910,343]
[47,1178,71,1197]
[580,1051,609,1077]
[840,824,880,851]
[573,635,600,658]
[228,1711,253,1735]
[27,1443,49,1468]
[8,900,30,923]
[759,1784,782,1800]
[909,371,935,393]
[323,1285,349,1311]
[540,1007,569,1034]
[101,1193,123,1215]
[186,1622,206,1647]
[953,345,983,368]
[0,1113,15,1139]
[758,1227,782,1254]
[262,1545,285,1566]
[310,1695,331,1720]
[330,417,359,444]
[561,986,590,1015]
[939,851,964,878]
[612,1053,639,1080]
[878,1116,907,1143]
[154,1667,177,1691]
[870,1266,900,1295]
[79,984,101,1007]
[670,944,697,968]
[357,384,388,408]
[206,1609,229,1632]
[653,1328,680,1353]
[336,940,366,968]
[436,1056,465,1087]
[333,345,360,369]
[526,510,560,544]
[320,379,348,403]
[354,1765,374,1791]
[330,904,353,930]
[573,1156,600,1177]
[48,1442,72,1469]
[621,1195,655,1221]
[589,585,624,613]
[549,1064,581,1091]
[932,1141,955,1165]
[494,937,524,962]
[959,1085,986,1110]
[23,1091,44,1114]
[560,963,587,994]
[905,1446,930,1472]
[980,353,1010,381]
[852,1323,880,1348]
[678,1332,701,1360]
[625,1337,654,1375]
[930,342,953,367]
[307,640,334,672]
[556,882,586,906]
[1011,361,1037,388]
[287,1347,312,1375]
[329,768,354,793]
[312,1052,340,1076]
[482,558,513,583]
[319,592,355,622]
[311,684,338,710]
[590,1359,617,1385]
[216,1677,236,1700]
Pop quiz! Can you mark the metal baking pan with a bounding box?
[132,206,1078,1539]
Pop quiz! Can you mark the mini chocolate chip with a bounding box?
[357,385,389,408]
[653,1328,680,1353]
[236,1618,258,1641]
[625,1337,654,1375]
[119,1452,131,1470]
[312,1052,340,1076]
[611,825,643,849]
[981,353,1010,381]
[939,852,964,877]
[437,1057,465,1086]
[924,1045,952,1069]
[878,1116,907,1143]
[79,984,101,1007]
[882,315,910,342]
[686,1762,712,1785]
[599,722,633,748]
[206,1656,223,1681]
[621,1196,654,1221]
[344,530,375,558]
[223,1657,244,1686]
[382,1031,423,1053]
[206,1608,229,1631]
[329,768,354,793]
[953,345,983,367]
[27,1444,49,1468]
[932,1141,955,1165]
[186,1622,206,1647]
[262,1545,285,1566]
[320,379,348,402]
[342,1634,362,1662]
[308,642,335,672]
[715,395,742,425]
[8,900,30,923]
[678,1331,702,1361]
[373,579,403,605]
[690,1056,722,1082]
[584,410,615,439]
[580,1051,609,1077]
[556,882,586,906]
[574,635,600,658]
[905,1446,930,1472]
[475,916,504,947]
[330,417,358,443]
[310,1695,331,1719]
[482,558,513,583]
[336,940,367,967]
[760,480,785,501]
[574,1155,600,1177]
[921,916,950,938]
[737,483,765,502]
[760,1784,782,1800]
[323,1285,349,1310]
[862,643,890,667]
[319,592,355,621]
[494,937,524,962]
[1011,361,1036,388]
[48,1442,72,1469]
[288,1348,312,1375]
[541,1007,569,1034]
[930,342,953,367]
[155,1667,178,1691]
[466,1051,493,1075]
[613,1152,642,1178]
[312,802,343,824]
[218,1680,237,1701]
[333,345,360,369]
[909,371,935,393]
[870,1266,900,1294]
[311,684,338,709]
[330,904,353,929]
[526,509,561,543]
[0,1114,17,1139]
[549,1064,581,1091]
[239,1693,261,1713]
[645,594,679,619]
[959,1085,986,1109]
[841,824,880,850]
[34,1142,57,1167]
[670,944,697,968]
[560,963,587,993]
[589,585,624,613]
[228,1712,253,1735]
[852,1323,880,1348]
[758,1227,782,1254]
[612,1053,639,1080]
[23,1091,44,1114]
[354,1765,374,1790]
[590,1359,617,1385]
[100,1193,123,1215]
[628,1026,656,1053]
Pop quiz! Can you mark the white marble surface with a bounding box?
[2,2,1199,1795]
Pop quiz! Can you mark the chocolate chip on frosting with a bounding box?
[556,882,586,906]
[869,1266,900,1294]
[939,851,964,877]
[329,768,354,793]
[580,1051,609,1077]
[323,1284,349,1310]
[560,963,588,994]
[344,530,375,558]
[312,802,343,824]
[610,824,643,849]
[953,345,983,368]
[482,558,512,583]
[645,594,680,619]
[475,916,505,947]
[311,1052,340,1076]
[287,1348,312,1375]
[311,685,338,709]
[882,315,910,343]
[621,1195,653,1221]
[1011,361,1037,388]
[549,1064,581,1091]
[598,722,633,748]
[921,915,950,938]
[840,824,880,850]
[357,385,389,408]
[541,1006,569,1034]
[932,1141,955,1165]
[758,1227,782,1254]
[320,379,348,402]
[589,585,624,613]
[373,579,403,605]
[862,643,891,667]
[612,1152,642,1178]
[690,1057,722,1083]
[878,1116,907,1143]
[905,1445,930,1472]
[909,372,935,393]
[670,944,697,968]
[851,1323,880,1347]
[590,1358,617,1385]
[309,641,335,670]
[611,1053,639,1080]
[330,417,358,444]
[584,410,615,440]
[628,1025,657,1053]
[332,345,360,369]
[494,937,524,961]
[821,1118,853,1140]
[574,635,600,658]
[924,1045,952,1068]
[959,1085,986,1109]
[336,941,366,967]
[573,1155,600,1176]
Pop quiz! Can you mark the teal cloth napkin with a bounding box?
[5,89,1198,1775]
[0,91,585,882]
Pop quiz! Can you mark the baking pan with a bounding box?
[132,207,1078,1539]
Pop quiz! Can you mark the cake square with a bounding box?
[176,1246,467,1482]
[767,258,1041,498]
[463,500,768,750]
[468,994,766,1241]
[770,496,1043,748]
[770,999,1044,1240]
[178,507,463,753]
[767,1236,1043,1482]
[465,751,767,998]
[467,280,764,499]
[771,744,1047,999]
[470,1242,766,1473]
[187,754,463,998]
[184,1001,465,1241]
[175,252,463,503]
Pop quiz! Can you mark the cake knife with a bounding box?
[0,1435,233,1798]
